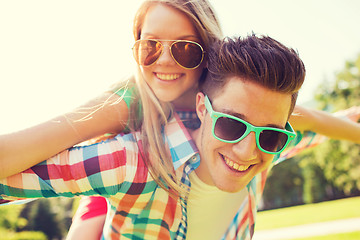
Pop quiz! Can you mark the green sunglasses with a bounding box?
[204,95,296,154]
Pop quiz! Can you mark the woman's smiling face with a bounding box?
[138,3,206,107]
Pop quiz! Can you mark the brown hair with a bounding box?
[201,34,306,116]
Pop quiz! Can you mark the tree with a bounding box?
[19,198,74,240]
[313,53,360,196]
[0,203,47,240]
[28,199,62,240]
[261,158,304,210]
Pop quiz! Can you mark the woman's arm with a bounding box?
[289,105,360,144]
[275,105,360,164]
[0,133,133,199]
[0,91,129,178]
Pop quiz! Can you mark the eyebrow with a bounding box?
[218,109,286,129]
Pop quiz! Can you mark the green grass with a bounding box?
[292,231,360,240]
[255,196,360,230]
[0,229,46,240]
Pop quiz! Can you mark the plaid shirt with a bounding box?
[0,113,321,240]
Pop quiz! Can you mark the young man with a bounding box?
[186,35,305,239]
[1,35,359,240]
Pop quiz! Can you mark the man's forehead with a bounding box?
[210,77,292,127]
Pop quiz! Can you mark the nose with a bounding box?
[156,44,176,66]
[232,132,258,161]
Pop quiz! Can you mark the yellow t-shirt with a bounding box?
[186,171,247,240]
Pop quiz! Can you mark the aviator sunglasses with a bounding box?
[204,95,296,154]
[132,39,205,69]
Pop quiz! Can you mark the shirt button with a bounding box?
[191,156,197,161]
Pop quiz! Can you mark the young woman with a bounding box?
[1,1,222,239]
[1,1,359,239]
[66,2,221,238]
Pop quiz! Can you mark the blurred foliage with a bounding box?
[262,53,360,209]
[315,53,360,110]
[311,53,360,197]
[1,198,74,240]
[262,158,304,209]
[27,199,62,239]
[0,204,28,231]
[0,203,45,239]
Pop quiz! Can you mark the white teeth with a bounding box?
[156,73,181,81]
[224,157,250,172]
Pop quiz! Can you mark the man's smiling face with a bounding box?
[193,76,292,193]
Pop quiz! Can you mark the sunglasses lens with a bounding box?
[171,41,203,68]
[259,130,288,153]
[133,40,163,66]
[214,117,247,141]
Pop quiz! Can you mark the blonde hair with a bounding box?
[130,0,223,197]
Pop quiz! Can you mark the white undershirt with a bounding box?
[186,171,247,240]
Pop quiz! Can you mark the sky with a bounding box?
[1,0,360,133]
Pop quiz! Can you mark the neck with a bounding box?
[172,90,197,110]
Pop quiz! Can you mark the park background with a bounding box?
[1,0,360,239]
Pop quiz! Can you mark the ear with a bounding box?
[196,92,207,123]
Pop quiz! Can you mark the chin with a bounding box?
[156,94,176,103]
